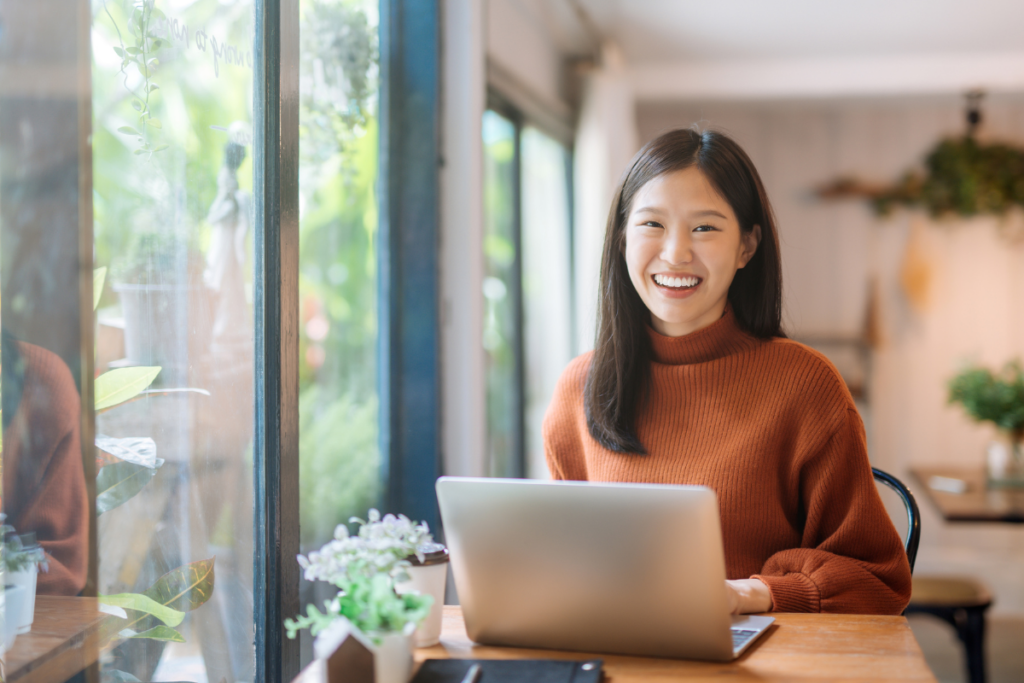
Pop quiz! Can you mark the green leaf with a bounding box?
[148,118,162,129]
[126,46,142,55]
[152,144,169,152]
[93,267,107,311]
[133,149,146,155]
[148,83,160,92]
[113,46,125,58]
[132,99,143,111]
[100,593,184,627]
[116,125,141,137]
[96,461,158,514]
[147,58,159,68]
[143,557,216,613]
[130,625,186,642]
[95,366,161,411]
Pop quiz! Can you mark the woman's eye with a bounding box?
[693,224,718,232]
[641,221,663,228]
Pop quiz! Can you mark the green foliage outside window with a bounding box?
[297,0,382,545]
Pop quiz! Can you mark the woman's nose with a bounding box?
[661,229,693,265]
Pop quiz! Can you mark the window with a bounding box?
[0,0,439,680]
[296,0,381,667]
[91,1,257,679]
[482,103,574,480]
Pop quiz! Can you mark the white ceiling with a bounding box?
[523,0,1024,100]
[554,0,1024,64]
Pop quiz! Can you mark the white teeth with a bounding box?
[655,274,699,288]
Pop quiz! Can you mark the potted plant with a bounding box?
[949,361,1024,485]
[1,516,48,637]
[110,231,205,387]
[286,510,438,683]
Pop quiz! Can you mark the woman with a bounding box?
[543,128,911,616]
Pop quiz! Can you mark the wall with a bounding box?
[485,0,568,113]
[637,97,1024,615]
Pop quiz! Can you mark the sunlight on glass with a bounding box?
[91,0,255,679]
[521,127,573,480]
[297,0,381,668]
[482,110,519,478]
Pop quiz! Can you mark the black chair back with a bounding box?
[872,468,921,573]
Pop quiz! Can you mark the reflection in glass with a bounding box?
[482,110,521,478]
[91,1,255,680]
[296,0,381,668]
[521,128,573,480]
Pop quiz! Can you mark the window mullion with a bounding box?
[253,0,300,679]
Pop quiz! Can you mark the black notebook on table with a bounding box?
[411,658,604,683]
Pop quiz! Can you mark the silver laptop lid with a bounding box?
[437,477,738,661]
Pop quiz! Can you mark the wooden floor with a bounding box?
[908,614,1024,683]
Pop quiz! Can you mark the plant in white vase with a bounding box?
[949,361,1024,484]
[286,510,437,683]
[2,515,48,637]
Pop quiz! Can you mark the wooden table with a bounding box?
[295,606,936,682]
[911,467,1024,523]
[3,596,107,683]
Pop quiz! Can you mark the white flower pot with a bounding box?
[314,617,415,683]
[371,630,415,683]
[4,584,26,651]
[8,565,37,633]
[396,562,448,647]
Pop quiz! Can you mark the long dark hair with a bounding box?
[584,128,784,454]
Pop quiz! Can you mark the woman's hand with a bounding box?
[725,578,773,614]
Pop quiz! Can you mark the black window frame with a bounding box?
[483,90,576,480]
[254,0,442,679]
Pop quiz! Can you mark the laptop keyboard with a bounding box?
[731,628,758,650]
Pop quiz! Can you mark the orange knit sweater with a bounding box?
[543,310,912,615]
[3,341,89,596]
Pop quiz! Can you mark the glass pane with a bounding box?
[521,127,573,480]
[1,0,95,676]
[482,110,520,478]
[91,1,255,680]
[296,0,381,667]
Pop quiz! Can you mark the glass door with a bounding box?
[91,1,256,679]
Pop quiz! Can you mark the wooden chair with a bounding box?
[873,468,992,683]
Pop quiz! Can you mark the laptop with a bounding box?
[436,477,774,661]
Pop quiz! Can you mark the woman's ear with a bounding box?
[738,224,761,268]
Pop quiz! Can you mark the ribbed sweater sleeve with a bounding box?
[752,409,912,614]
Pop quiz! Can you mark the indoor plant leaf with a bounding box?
[95,434,162,469]
[100,593,185,627]
[99,558,216,647]
[96,461,159,515]
[123,625,186,642]
[95,366,161,411]
[93,266,107,310]
[143,557,216,613]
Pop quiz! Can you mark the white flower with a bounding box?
[297,508,434,588]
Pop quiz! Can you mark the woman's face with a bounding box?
[624,166,760,337]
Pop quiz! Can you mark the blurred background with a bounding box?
[2,0,1023,681]
[450,2,1024,682]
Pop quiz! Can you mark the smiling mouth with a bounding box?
[653,273,702,290]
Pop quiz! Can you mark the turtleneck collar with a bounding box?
[646,308,760,365]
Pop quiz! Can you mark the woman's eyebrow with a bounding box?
[632,206,665,215]
[690,209,728,219]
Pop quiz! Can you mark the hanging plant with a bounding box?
[819,136,1024,218]
[818,91,1024,224]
